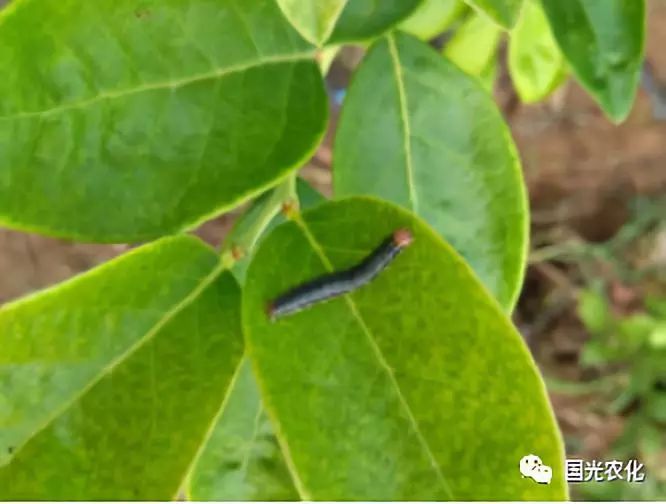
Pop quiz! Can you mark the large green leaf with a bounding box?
[276,0,348,46]
[328,0,423,44]
[540,0,645,122]
[509,0,567,103]
[243,197,567,500]
[187,358,299,500]
[443,12,502,90]
[0,0,327,242]
[334,33,527,311]
[0,236,244,499]
[399,0,466,40]
[464,0,524,28]
[187,178,324,500]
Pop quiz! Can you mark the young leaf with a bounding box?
[334,33,528,311]
[464,0,525,29]
[399,0,467,40]
[328,0,423,44]
[509,0,568,103]
[443,12,503,90]
[540,0,645,123]
[243,197,567,500]
[187,358,299,500]
[0,237,244,499]
[276,0,348,46]
[0,0,328,242]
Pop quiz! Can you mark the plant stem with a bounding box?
[220,175,297,269]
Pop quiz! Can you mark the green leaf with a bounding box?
[464,0,525,28]
[618,313,656,351]
[334,33,528,311]
[243,197,567,500]
[0,236,244,499]
[399,0,467,40]
[0,0,328,242]
[187,178,325,500]
[577,288,611,334]
[187,358,298,500]
[328,0,423,44]
[276,0,348,46]
[540,0,645,123]
[509,0,567,103]
[444,12,503,89]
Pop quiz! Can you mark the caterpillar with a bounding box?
[266,228,413,321]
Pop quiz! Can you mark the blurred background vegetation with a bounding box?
[0,0,663,500]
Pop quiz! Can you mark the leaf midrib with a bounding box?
[0,51,314,122]
[386,34,419,214]
[178,353,246,500]
[292,215,455,500]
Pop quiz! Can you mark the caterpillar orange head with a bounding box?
[392,228,414,248]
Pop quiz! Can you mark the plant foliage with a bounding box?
[0,0,647,499]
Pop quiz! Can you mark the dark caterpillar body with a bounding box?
[267,229,413,321]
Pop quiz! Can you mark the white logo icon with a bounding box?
[520,454,553,484]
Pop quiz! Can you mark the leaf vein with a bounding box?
[178,355,245,499]
[0,52,315,122]
[387,34,419,213]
